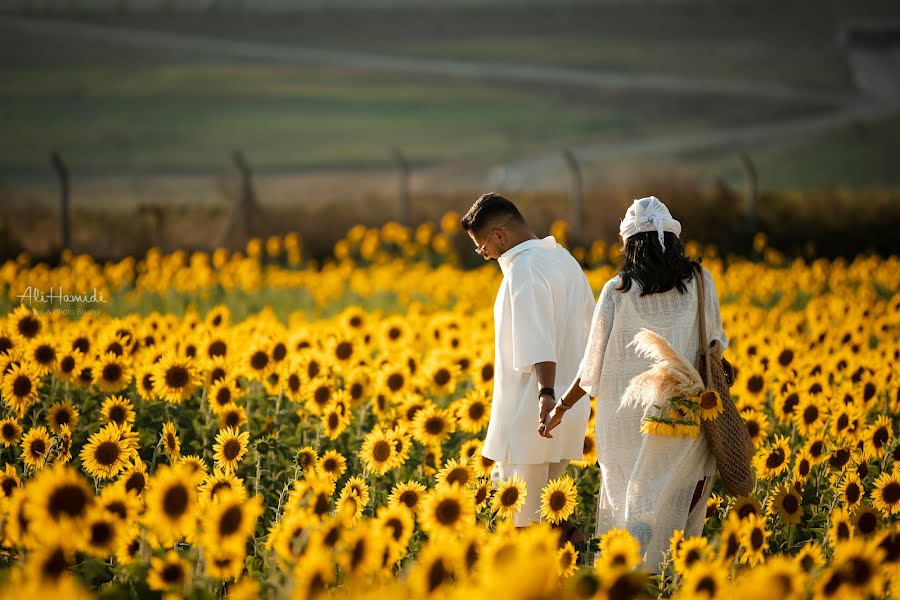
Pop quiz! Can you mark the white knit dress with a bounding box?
[575,267,728,571]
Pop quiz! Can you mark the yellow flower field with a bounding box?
[0,217,897,599]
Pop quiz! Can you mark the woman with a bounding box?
[538,196,728,572]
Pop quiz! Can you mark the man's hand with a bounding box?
[539,393,555,426]
[538,404,565,438]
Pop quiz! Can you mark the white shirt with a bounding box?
[481,236,595,465]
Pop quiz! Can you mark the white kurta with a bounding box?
[482,236,595,465]
[576,268,727,571]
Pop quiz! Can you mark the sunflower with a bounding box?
[99,395,135,427]
[795,541,826,573]
[55,348,83,384]
[134,364,157,402]
[303,375,337,416]
[360,428,396,475]
[672,536,711,576]
[706,493,723,520]
[151,352,199,403]
[419,356,461,396]
[828,506,854,548]
[412,404,456,447]
[408,542,458,597]
[177,455,209,479]
[147,550,191,593]
[697,389,725,421]
[419,485,475,537]
[557,541,579,577]
[493,475,528,521]
[471,478,493,510]
[827,537,886,599]
[342,367,370,407]
[729,495,762,521]
[2,361,41,417]
[79,426,131,479]
[825,444,854,474]
[871,471,900,517]
[836,471,865,509]
[199,469,247,505]
[317,449,347,482]
[774,384,801,426]
[213,427,250,473]
[336,487,365,524]
[539,475,577,525]
[144,465,198,543]
[270,510,314,563]
[82,507,124,558]
[119,457,149,497]
[792,393,824,437]
[92,352,133,393]
[202,492,263,552]
[25,335,58,376]
[456,389,491,433]
[205,546,245,582]
[753,434,791,480]
[767,481,803,525]
[386,426,412,469]
[160,421,181,461]
[98,481,142,525]
[45,400,78,434]
[296,446,319,474]
[596,528,642,570]
[54,423,73,464]
[208,379,242,414]
[242,340,273,380]
[435,458,475,489]
[27,463,94,531]
[321,403,351,440]
[291,551,336,600]
[862,414,893,461]
[378,362,412,398]
[389,480,427,512]
[218,403,248,431]
[0,417,23,448]
[9,305,43,343]
[21,425,53,470]
[380,317,412,349]
[677,561,730,599]
[0,463,21,500]
[792,449,815,483]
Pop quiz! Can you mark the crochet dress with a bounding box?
[575,267,728,571]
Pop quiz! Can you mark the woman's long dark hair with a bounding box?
[616,231,701,296]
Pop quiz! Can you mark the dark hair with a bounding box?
[460,193,526,233]
[616,232,701,296]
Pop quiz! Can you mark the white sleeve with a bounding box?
[575,279,616,398]
[703,269,728,351]
[510,275,557,372]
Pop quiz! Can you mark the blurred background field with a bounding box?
[0,0,898,260]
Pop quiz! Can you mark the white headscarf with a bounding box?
[618,196,681,252]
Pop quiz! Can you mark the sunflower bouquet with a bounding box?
[639,389,723,439]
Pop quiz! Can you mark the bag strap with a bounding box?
[695,267,713,385]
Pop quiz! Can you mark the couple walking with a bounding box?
[461,192,728,571]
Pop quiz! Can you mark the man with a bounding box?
[461,192,594,535]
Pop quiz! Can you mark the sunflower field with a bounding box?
[0,215,897,600]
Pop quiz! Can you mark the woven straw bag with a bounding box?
[695,270,755,497]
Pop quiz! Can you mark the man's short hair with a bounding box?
[460,193,526,233]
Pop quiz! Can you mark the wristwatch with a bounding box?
[539,387,555,399]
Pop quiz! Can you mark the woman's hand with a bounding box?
[538,404,566,438]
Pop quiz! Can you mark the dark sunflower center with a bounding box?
[109,405,127,424]
[399,491,418,508]
[874,428,889,448]
[165,366,189,389]
[783,393,799,414]
[778,349,794,366]
[288,374,301,392]
[747,375,766,394]
[433,369,451,386]
[549,490,567,512]
[335,342,353,361]
[435,498,461,525]
[746,421,760,437]
[846,557,872,586]
[95,441,121,466]
[48,484,89,519]
[388,327,401,340]
[425,417,444,435]
[447,469,469,486]
[125,472,146,494]
[327,413,340,429]
[223,439,241,461]
[737,503,758,519]
[372,441,392,463]
[2,477,17,497]
[218,505,243,536]
[427,558,449,593]
[468,403,485,421]
[829,449,851,469]
[18,315,40,338]
[700,392,718,410]
[386,373,404,392]
[103,363,122,382]
[783,493,800,513]
[12,375,32,397]
[500,486,519,508]
[766,448,785,469]
[208,340,227,358]
[250,351,269,371]
[106,501,127,520]
[846,484,861,504]
[42,547,69,579]
[481,364,494,382]
[857,512,878,534]
[696,575,717,596]
[2,423,17,440]
[90,521,114,546]
[803,405,818,424]
[60,356,75,373]
[837,414,849,430]
[883,482,900,504]
[30,438,46,457]
[162,564,184,585]
[314,387,331,406]
[35,345,55,364]
[837,522,851,540]
[162,485,189,518]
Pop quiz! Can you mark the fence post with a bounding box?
[219,150,259,250]
[232,150,257,212]
[50,152,71,252]
[392,148,411,227]
[738,152,758,238]
[562,148,583,245]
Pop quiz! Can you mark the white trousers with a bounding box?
[491,460,569,527]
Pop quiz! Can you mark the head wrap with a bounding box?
[618,196,682,252]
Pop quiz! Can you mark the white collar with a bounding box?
[498,236,557,274]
